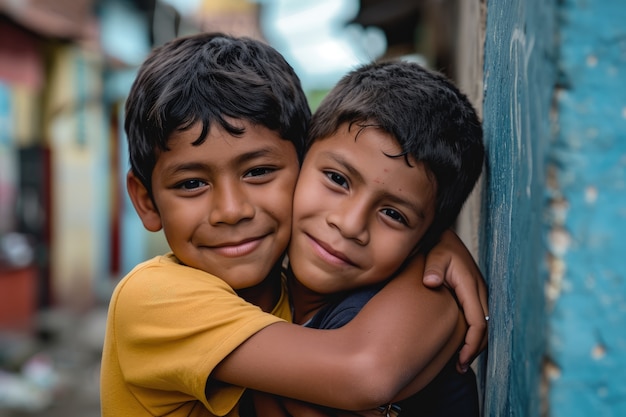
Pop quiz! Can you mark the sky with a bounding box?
[257,0,386,90]
[162,0,387,91]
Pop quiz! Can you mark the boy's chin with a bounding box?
[229,261,283,289]
[221,271,272,291]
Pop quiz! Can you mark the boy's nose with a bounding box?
[209,183,255,225]
[326,199,370,245]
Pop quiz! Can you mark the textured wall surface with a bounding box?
[481,0,626,415]
[547,1,626,415]
[481,0,557,416]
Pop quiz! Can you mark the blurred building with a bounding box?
[0,0,268,326]
[196,0,263,38]
[0,0,101,328]
[0,0,135,324]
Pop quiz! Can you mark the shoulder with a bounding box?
[109,254,239,320]
[118,253,234,294]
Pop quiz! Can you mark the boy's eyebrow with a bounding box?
[324,152,365,184]
[323,151,428,221]
[165,147,284,175]
[234,148,282,164]
[163,161,207,175]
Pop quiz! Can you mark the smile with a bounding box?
[209,236,266,258]
[307,234,356,267]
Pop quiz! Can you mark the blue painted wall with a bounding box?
[481,0,626,415]
[481,1,556,416]
[548,0,626,415]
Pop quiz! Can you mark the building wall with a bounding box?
[46,44,110,310]
[480,0,557,416]
[479,0,626,415]
[547,1,626,415]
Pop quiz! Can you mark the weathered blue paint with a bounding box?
[481,0,557,416]
[548,0,626,416]
[482,0,626,415]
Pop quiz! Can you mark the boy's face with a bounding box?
[128,120,299,290]
[289,123,436,294]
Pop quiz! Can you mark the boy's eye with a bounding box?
[381,208,408,225]
[178,179,207,190]
[325,171,348,189]
[245,167,275,178]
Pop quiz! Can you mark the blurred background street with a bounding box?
[0,307,105,417]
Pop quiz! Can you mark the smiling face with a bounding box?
[288,123,437,295]
[127,120,299,291]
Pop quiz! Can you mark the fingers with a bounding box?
[422,229,490,372]
[422,232,453,288]
[422,252,448,288]
[454,276,488,371]
[456,319,488,372]
[447,255,489,371]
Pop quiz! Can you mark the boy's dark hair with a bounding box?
[308,60,484,252]
[125,32,311,194]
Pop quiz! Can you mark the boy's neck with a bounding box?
[286,267,331,325]
[236,262,283,313]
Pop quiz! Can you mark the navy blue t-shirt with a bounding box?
[306,285,479,417]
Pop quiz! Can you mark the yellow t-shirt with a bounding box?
[100,253,290,416]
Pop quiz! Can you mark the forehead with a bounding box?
[158,120,298,166]
[308,123,408,166]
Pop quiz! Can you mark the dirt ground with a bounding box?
[0,307,105,417]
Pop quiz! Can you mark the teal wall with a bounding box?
[481,0,626,415]
[481,1,556,415]
[548,0,626,415]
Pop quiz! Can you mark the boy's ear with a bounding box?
[126,171,163,232]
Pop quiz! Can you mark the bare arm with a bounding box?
[422,229,489,371]
[213,255,464,410]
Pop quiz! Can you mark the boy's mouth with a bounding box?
[305,233,357,267]
[208,235,267,258]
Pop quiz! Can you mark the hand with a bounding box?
[422,229,489,372]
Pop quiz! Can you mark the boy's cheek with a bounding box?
[293,181,325,220]
[266,175,298,227]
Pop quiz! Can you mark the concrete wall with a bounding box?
[480,0,557,415]
[479,0,626,415]
[480,0,556,417]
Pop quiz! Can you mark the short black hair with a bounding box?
[308,60,484,252]
[124,32,311,194]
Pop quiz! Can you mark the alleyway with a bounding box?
[0,307,105,417]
